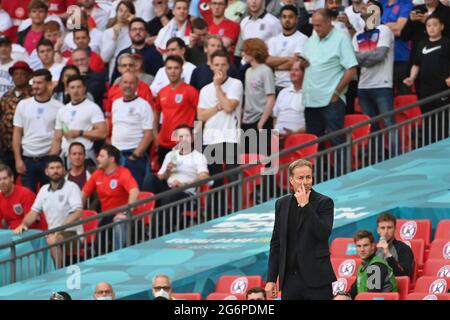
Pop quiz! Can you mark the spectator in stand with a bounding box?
[108,0,154,25]
[225,0,247,23]
[240,0,282,42]
[78,0,109,31]
[273,61,306,144]
[190,35,240,90]
[0,61,33,173]
[146,0,173,46]
[246,287,267,300]
[155,0,191,53]
[36,38,65,83]
[325,0,355,37]
[299,9,357,172]
[110,17,164,85]
[344,0,366,34]
[18,0,66,34]
[348,230,398,299]
[103,53,153,127]
[266,5,308,93]
[65,26,105,73]
[0,164,43,230]
[51,74,107,165]
[153,55,199,166]
[100,0,135,79]
[375,213,414,277]
[70,48,107,109]
[28,21,67,70]
[93,282,116,300]
[130,53,155,86]
[379,0,413,95]
[14,155,83,268]
[152,274,174,300]
[353,0,398,156]
[82,144,139,250]
[208,0,240,57]
[65,141,100,211]
[66,142,91,189]
[51,65,88,104]
[186,18,209,66]
[64,10,103,54]
[144,125,209,234]
[0,36,16,97]
[241,38,275,155]
[266,0,310,35]
[13,69,64,193]
[151,37,196,96]
[197,50,243,213]
[103,53,154,122]
[1,0,31,34]
[401,0,450,68]
[111,72,153,188]
[49,291,72,300]
[17,0,47,55]
[403,14,450,142]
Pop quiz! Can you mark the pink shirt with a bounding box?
[23,30,43,54]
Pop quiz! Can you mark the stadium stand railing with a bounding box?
[1,89,449,286]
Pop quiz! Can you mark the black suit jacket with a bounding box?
[268,190,336,289]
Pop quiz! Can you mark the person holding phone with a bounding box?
[401,0,450,66]
[266,159,336,300]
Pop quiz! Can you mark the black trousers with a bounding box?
[282,272,333,300]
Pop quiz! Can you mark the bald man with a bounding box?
[94,282,116,300]
[110,72,153,189]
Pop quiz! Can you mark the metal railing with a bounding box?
[1,89,449,286]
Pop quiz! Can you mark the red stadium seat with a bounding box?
[206,293,246,300]
[434,220,450,240]
[423,259,450,278]
[396,276,410,300]
[402,239,425,268]
[355,292,400,300]
[239,154,265,208]
[414,277,450,294]
[393,95,422,152]
[332,277,356,296]
[214,275,263,294]
[406,293,449,300]
[81,210,99,245]
[428,239,450,260]
[277,134,318,191]
[331,258,361,278]
[79,210,99,257]
[402,239,425,285]
[344,114,371,169]
[133,192,156,225]
[330,238,358,259]
[172,293,202,300]
[395,219,432,247]
[354,97,362,114]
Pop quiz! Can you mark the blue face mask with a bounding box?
[96,296,113,300]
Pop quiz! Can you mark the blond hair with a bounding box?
[288,159,313,177]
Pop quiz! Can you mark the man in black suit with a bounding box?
[266,159,336,300]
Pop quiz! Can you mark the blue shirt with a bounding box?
[301,28,358,107]
[380,0,413,62]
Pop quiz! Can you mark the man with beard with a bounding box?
[110,17,163,84]
[266,5,308,94]
[82,144,139,250]
[14,155,83,268]
[266,159,336,300]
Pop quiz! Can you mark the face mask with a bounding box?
[96,296,113,300]
[154,289,170,300]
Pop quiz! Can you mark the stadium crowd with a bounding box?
[0,0,449,265]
